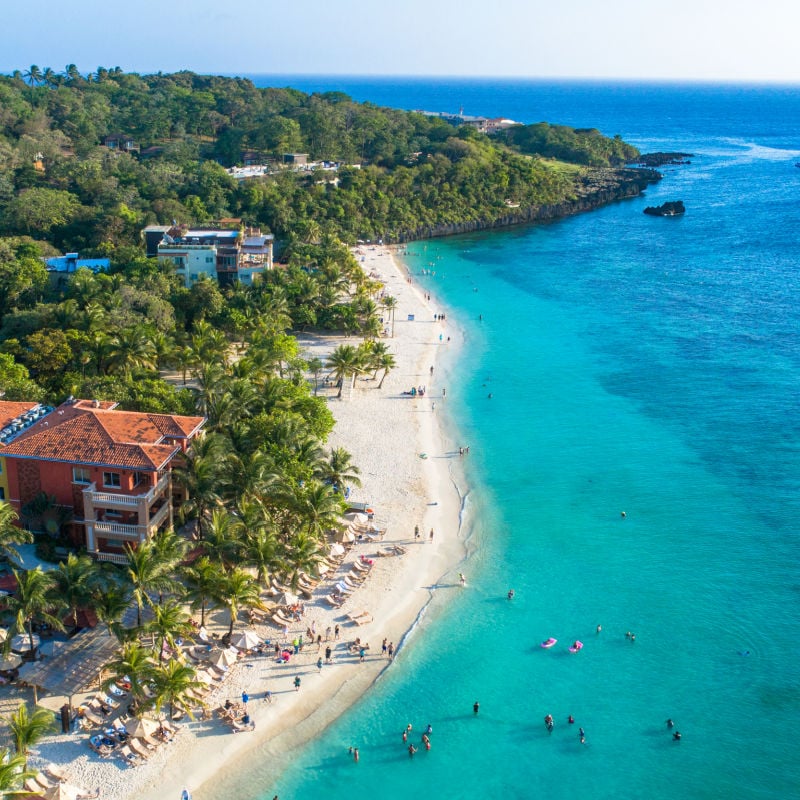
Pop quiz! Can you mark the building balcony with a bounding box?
[92,521,143,540]
[95,551,128,565]
[83,472,171,510]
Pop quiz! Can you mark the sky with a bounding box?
[2,0,799,83]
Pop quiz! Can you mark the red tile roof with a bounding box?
[0,401,40,430]
[1,400,205,471]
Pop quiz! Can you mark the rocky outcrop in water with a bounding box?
[644,200,685,217]
[635,152,693,167]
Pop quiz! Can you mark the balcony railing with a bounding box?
[83,472,171,510]
[94,551,128,565]
[92,521,143,540]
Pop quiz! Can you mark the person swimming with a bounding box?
[568,715,575,724]
[507,589,515,599]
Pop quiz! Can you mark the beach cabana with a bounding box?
[15,628,121,705]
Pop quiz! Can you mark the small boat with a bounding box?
[541,638,558,649]
[569,641,584,653]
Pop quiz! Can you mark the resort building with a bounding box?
[144,225,274,287]
[0,398,205,563]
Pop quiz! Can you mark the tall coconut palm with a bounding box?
[6,704,55,768]
[122,542,175,628]
[241,528,282,590]
[93,582,132,640]
[292,480,344,539]
[150,659,205,721]
[215,568,262,639]
[23,65,42,86]
[0,501,33,563]
[200,508,243,568]
[173,433,229,528]
[182,556,221,628]
[283,531,326,590]
[0,747,34,795]
[306,356,324,395]
[376,352,397,389]
[107,327,158,378]
[381,295,398,337]
[5,568,65,655]
[51,553,101,630]
[319,447,362,495]
[147,600,193,662]
[326,344,365,399]
[103,641,156,714]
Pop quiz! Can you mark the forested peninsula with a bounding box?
[0,68,658,413]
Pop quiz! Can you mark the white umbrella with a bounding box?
[345,512,369,524]
[127,717,159,738]
[0,654,22,670]
[278,591,298,606]
[11,632,40,652]
[231,630,261,651]
[334,529,355,544]
[329,543,345,557]
[209,648,238,668]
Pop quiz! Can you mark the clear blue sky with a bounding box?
[3,0,799,83]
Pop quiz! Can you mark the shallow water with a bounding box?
[241,79,800,799]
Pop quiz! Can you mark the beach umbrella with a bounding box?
[209,648,238,669]
[278,591,298,607]
[345,512,369,524]
[127,717,159,738]
[329,543,346,557]
[11,632,40,653]
[197,626,209,643]
[231,630,261,651]
[333,529,355,544]
[0,653,22,670]
[0,628,6,643]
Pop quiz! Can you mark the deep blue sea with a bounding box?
[245,77,800,799]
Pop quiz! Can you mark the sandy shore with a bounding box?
[22,245,468,800]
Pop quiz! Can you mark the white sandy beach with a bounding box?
[17,245,469,800]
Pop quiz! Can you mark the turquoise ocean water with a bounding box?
[248,79,800,799]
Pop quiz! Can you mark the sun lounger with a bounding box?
[351,560,371,573]
[45,764,68,783]
[324,595,343,607]
[117,745,140,766]
[346,611,370,623]
[352,614,373,626]
[230,719,255,733]
[128,739,151,759]
[24,778,42,793]
[142,734,161,749]
[34,772,55,790]
[81,706,105,727]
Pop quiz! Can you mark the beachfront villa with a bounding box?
[0,398,205,562]
[143,224,274,288]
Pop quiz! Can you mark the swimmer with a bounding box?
[402,730,408,743]
[568,715,575,724]
[408,744,418,756]
[507,589,515,599]
[406,723,413,732]
[487,393,493,399]
[596,624,602,634]
[353,747,359,762]
[621,511,626,518]
[425,724,433,735]
[666,719,674,729]
[673,731,682,741]
[473,701,480,715]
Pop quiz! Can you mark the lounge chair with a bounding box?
[24,778,42,793]
[117,745,140,766]
[34,772,55,790]
[45,764,68,783]
[324,595,343,607]
[81,707,105,727]
[351,560,371,573]
[129,738,152,758]
[142,734,161,749]
[230,719,255,733]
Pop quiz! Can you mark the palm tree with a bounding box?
[0,747,34,795]
[107,327,158,378]
[326,344,365,398]
[381,295,398,337]
[306,356,324,395]
[283,531,326,590]
[173,433,229,528]
[23,65,42,86]
[216,568,262,639]
[6,703,56,767]
[5,568,65,655]
[292,480,344,539]
[241,528,282,590]
[150,660,205,721]
[147,600,193,662]
[200,508,243,567]
[93,582,132,640]
[122,542,175,628]
[104,641,156,714]
[319,447,362,495]
[182,556,221,628]
[377,352,397,389]
[0,501,33,563]
[51,553,101,630]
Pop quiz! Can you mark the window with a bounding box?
[103,472,121,488]
[73,467,91,484]
[0,488,5,500]
[133,471,148,488]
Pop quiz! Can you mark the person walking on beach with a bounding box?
[388,642,395,659]
[325,645,332,663]
[414,525,420,540]
[294,675,301,692]
[264,689,273,704]
[429,528,434,543]
[359,646,366,662]
[325,626,332,641]
[334,624,340,640]
[317,657,323,673]
[459,573,466,586]
[382,638,388,656]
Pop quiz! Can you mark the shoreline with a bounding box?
[18,244,472,800]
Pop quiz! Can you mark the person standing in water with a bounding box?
[473,701,480,715]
